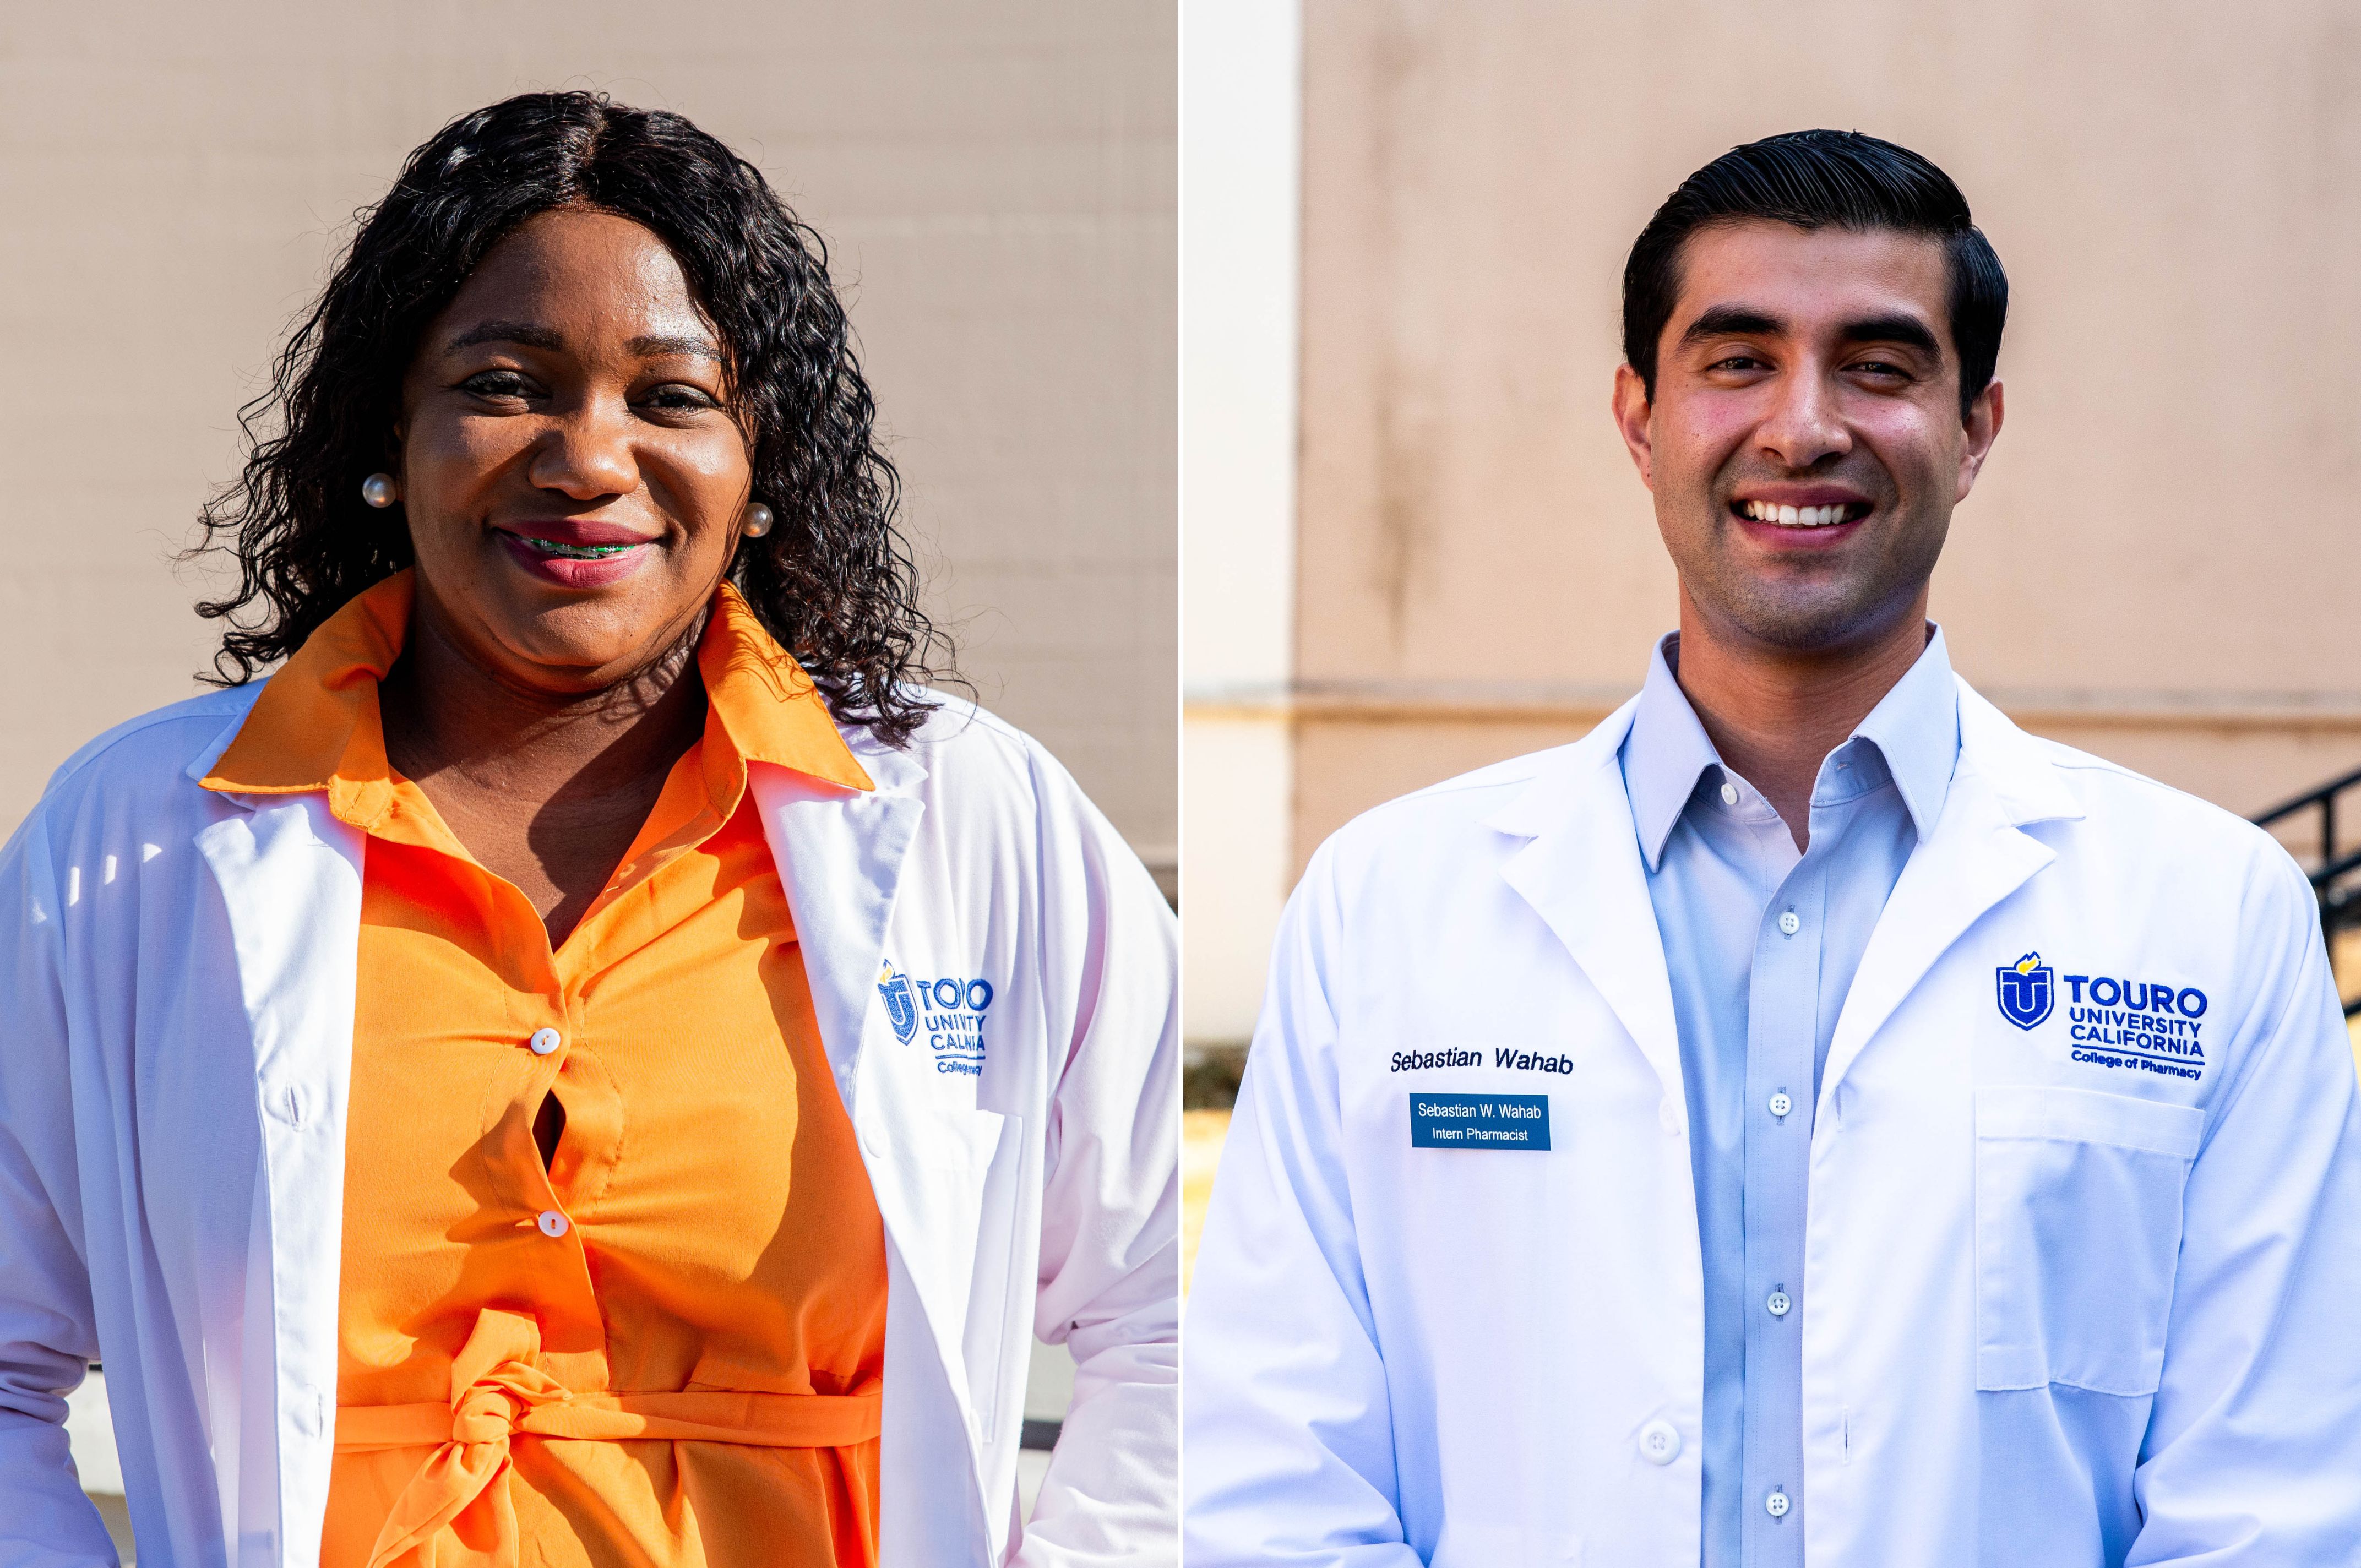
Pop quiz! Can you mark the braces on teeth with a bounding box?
[525,537,639,558]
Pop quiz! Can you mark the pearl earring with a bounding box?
[360,473,398,509]
[742,502,774,538]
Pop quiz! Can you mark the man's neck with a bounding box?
[1669,590,1932,848]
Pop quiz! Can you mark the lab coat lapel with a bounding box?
[1819,679,2081,1106]
[192,788,364,1565]
[750,749,1011,1566]
[746,753,985,1415]
[1491,703,1685,1095]
[748,755,925,1094]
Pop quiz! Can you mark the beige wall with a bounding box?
[1293,0,2361,872]
[0,1,1174,866]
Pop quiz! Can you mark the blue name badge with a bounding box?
[1408,1092,1551,1151]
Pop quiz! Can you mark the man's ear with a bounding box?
[1955,377,2004,503]
[1612,363,1655,491]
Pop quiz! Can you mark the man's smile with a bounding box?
[1730,497,1874,528]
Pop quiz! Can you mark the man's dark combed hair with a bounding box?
[192,90,952,743]
[1622,129,2008,421]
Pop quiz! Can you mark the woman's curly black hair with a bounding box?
[192,90,951,744]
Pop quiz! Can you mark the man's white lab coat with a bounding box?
[0,686,1177,1567]
[1185,679,2361,1566]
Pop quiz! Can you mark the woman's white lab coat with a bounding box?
[1185,680,2361,1566]
[0,685,1177,1567]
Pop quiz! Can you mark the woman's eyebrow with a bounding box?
[627,332,723,363]
[437,323,721,362]
[445,319,563,352]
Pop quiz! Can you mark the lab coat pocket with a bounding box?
[901,1100,1009,1174]
[1973,1085,2202,1395]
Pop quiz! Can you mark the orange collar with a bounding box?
[201,570,873,824]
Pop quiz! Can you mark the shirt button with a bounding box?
[1658,1098,1684,1136]
[1765,1489,1792,1519]
[1767,1289,1792,1317]
[529,1028,563,1057]
[1769,1091,1793,1118]
[536,1210,570,1238]
[1718,782,1739,806]
[1778,910,1800,936]
[1638,1419,1680,1464]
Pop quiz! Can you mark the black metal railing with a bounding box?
[2252,764,2361,1017]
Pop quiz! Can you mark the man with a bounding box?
[1183,130,2361,1566]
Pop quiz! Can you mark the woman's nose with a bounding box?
[527,398,640,499]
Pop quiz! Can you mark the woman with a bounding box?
[0,93,1177,1568]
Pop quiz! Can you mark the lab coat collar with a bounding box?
[1488,699,1686,1096]
[1486,673,2082,1104]
[1953,677,2082,829]
[1816,678,2083,1106]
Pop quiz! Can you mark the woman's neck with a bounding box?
[380,605,707,795]
[377,601,712,946]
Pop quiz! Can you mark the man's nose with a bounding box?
[1756,360,1852,470]
[527,396,639,499]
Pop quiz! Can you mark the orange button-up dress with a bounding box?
[202,571,890,1568]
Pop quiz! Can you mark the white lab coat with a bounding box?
[0,685,1178,1568]
[1185,679,2361,1566]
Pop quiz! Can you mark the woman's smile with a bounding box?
[492,517,665,589]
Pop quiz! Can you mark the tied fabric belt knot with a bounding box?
[334,1308,884,1568]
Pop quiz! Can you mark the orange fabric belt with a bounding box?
[334,1309,880,1568]
[334,1387,883,1452]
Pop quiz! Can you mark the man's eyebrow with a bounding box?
[1679,306,1785,346]
[444,320,563,353]
[1837,313,1941,357]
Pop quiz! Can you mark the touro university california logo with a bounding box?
[878,959,995,1075]
[1990,948,2211,1081]
[1995,951,2054,1030]
[878,962,920,1044]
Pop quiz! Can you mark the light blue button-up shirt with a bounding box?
[1618,627,1960,1567]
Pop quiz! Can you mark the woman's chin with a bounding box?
[477,618,704,701]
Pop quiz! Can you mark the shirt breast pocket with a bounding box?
[1973,1085,2204,1396]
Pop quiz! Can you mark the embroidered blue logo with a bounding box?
[878,963,919,1044]
[878,962,994,1075]
[1996,952,2054,1031]
[2060,972,2208,1080]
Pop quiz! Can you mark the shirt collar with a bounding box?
[200,570,872,815]
[1845,623,1959,844]
[1619,624,1959,870]
[1621,636,1725,873]
[694,582,874,792]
